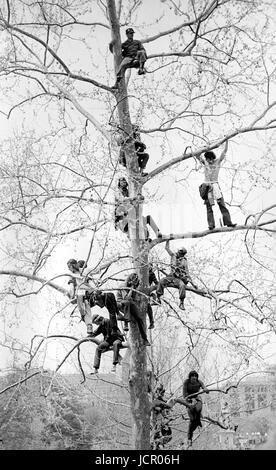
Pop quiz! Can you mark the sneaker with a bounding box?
[87,324,93,336]
[179,302,185,311]
[90,368,98,375]
[110,365,116,373]
[226,223,236,227]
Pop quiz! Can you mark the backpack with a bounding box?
[199,183,211,200]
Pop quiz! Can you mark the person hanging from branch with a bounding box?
[168,370,209,447]
[90,313,124,374]
[110,28,147,89]
[156,241,198,310]
[67,259,94,336]
[117,124,149,177]
[196,142,236,230]
[116,273,151,346]
[114,177,162,240]
[88,289,121,335]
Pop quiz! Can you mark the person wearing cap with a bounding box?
[116,273,151,345]
[110,27,147,88]
[90,313,124,374]
[196,141,236,230]
[156,241,198,310]
[67,259,94,336]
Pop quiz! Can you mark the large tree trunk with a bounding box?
[107,0,151,450]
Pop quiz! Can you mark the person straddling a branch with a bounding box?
[156,241,198,310]
[88,290,121,335]
[67,259,94,336]
[90,313,124,374]
[182,370,209,446]
[197,142,236,230]
[116,273,151,346]
[110,28,147,88]
[168,370,209,446]
[114,177,162,240]
[118,125,149,177]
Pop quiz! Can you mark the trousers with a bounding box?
[93,339,122,369]
[156,275,187,301]
[205,197,233,229]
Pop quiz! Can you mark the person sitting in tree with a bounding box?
[168,370,209,447]
[67,259,94,336]
[118,125,149,177]
[196,141,236,230]
[116,273,151,346]
[156,241,198,310]
[90,313,124,374]
[88,290,121,335]
[110,28,147,88]
[114,177,162,240]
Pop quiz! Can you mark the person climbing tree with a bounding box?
[90,313,124,374]
[114,177,162,240]
[110,27,147,88]
[169,370,209,446]
[116,273,151,345]
[196,142,236,230]
[156,241,198,310]
[67,259,94,336]
[118,125,149,176]
[88,289,121,334]
[150,384,173,450]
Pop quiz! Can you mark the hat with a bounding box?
[126,28,134,34]
[92,313,101,323]
[177,248,187,256]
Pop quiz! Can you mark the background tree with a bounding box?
[0,0,276,450]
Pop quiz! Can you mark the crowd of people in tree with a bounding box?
[64,26,237,448]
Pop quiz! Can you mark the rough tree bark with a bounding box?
[107,0,150,450]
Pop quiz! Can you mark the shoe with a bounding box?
[208,226,215,230]
[148,322,154,329]
[138,69,146,75]
[157,232,163,238]
[87,324,93,336]
[179,302,185,311]
[143,339,151,346]
[90,369,98,375]
[110,365,116,373]
[226,223,236,227]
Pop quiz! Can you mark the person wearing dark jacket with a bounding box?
[90,314,124,374]
[116,273,151,345]
[89,290,120,334]
[182,370,209,445]
[156,241,198,310]
[118,125,149,176]
[110,28,147,88]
